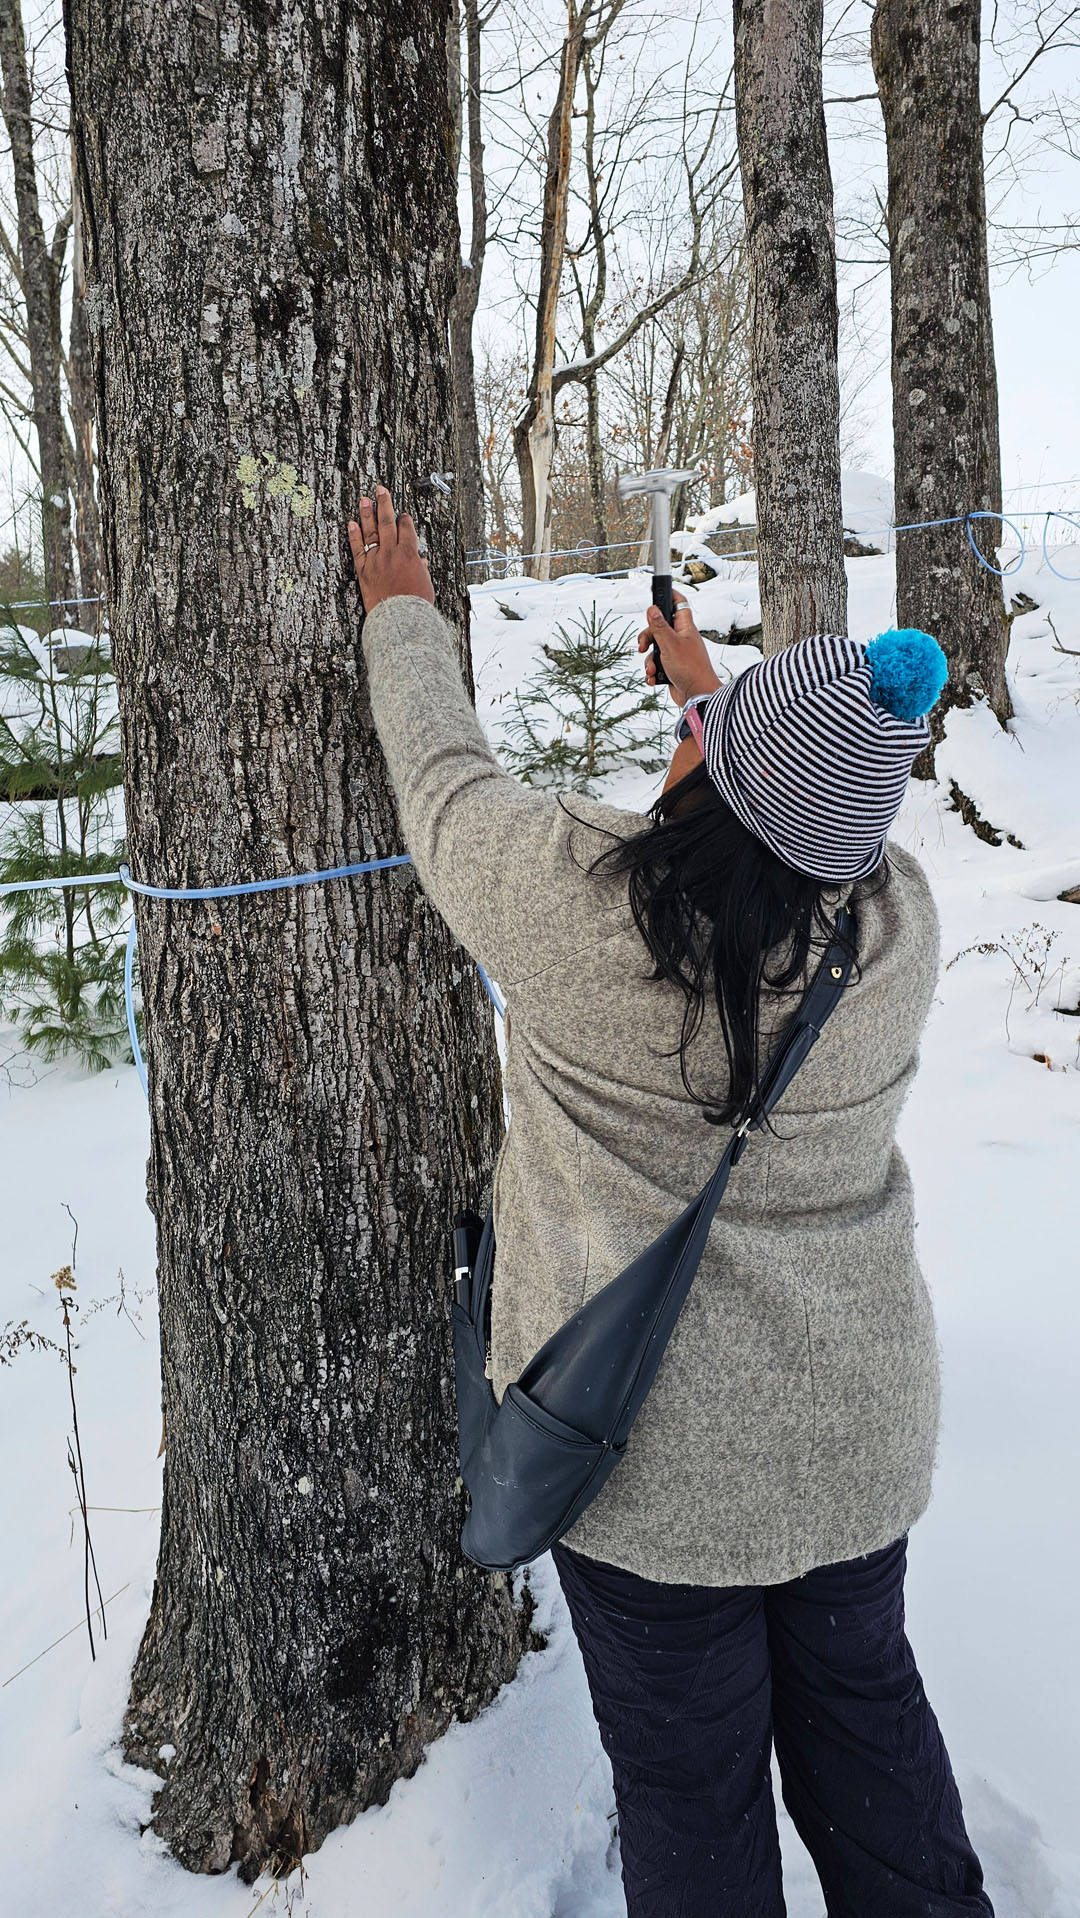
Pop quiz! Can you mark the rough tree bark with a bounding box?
[733,0,847,652]
[65,0,531,1882]
[0,0,76,614]
[872,0,1012,766]
[448,0,489,573]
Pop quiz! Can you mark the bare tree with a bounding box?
[581,220,753,572]
[652,217,752,529]
[981,0,1080,268]
[570,38,616,549]
[473,206,752,575]
[66,0,530,1880]
[872,0,1012,756]
[733,0,847,653]
[65,149,101,611]
[475,334,528,561]
[449,0,498,570]
[512,0,608,577]
[512,1,736,576]
[0,0,75,611]
[564,26,668,548]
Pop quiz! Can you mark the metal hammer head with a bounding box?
[616,466,701,502]
[616,467,703,587]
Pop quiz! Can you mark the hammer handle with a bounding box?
[650,574,674,685]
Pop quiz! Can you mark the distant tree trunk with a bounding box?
[449,0,488,575]
[872,0,1011,771]
[635,343,684,567]
[655,343,686,524]
[514,8,585,579]
[732,0,847,653]
[675,228,752,513]
[577,46,608,551]
[0,0,76,616]
[67,155,104,617]
[582,372,607,549]
[66,0,530,1882]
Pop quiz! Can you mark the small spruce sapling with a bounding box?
[0,611,130,1070]
[498,602,671,794]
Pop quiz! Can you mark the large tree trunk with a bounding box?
[0,0,77,615]
[449,0,488,575]
[872,0,1011,768]
[732,0,847,653]
[65,0,530,1882]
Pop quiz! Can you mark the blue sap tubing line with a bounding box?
[468,507,1054,584]
[0,872,127,897]
[2,856,506,1102]
[118,854,413,900]
[1041,511,1080,581]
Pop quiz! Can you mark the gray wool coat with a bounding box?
[362,593,942,1587]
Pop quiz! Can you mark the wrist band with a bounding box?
[676,693,712,745]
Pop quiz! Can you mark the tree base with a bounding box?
[125,1568,540,1882]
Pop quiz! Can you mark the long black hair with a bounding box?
[562,756,888,1128]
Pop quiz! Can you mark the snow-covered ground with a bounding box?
[3,541,1079,1916]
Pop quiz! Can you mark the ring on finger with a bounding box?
[363,541,379,553]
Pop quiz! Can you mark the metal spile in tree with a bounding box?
[64,0,532,1882]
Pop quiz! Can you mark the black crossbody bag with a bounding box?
[449,905,854,1573]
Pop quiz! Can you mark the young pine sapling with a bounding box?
[0,614,130,1070]
[499,601,671,795]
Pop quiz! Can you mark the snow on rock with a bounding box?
[684,469,895,545]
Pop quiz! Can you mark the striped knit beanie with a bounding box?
[686,629,948,883]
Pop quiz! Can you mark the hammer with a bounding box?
[616,466,700,685]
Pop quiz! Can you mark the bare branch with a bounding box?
[982,5,1080,124]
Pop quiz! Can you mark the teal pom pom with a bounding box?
[865,627,948,722]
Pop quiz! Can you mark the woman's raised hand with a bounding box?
[348,486,436,612]
[637,591,722,706]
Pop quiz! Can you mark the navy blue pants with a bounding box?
[550,1534,992,1917]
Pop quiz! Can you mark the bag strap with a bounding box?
[728,900,855,1163]
[610,902,856,1443]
